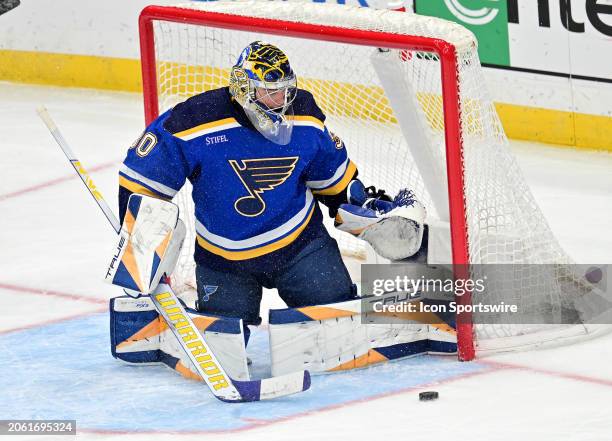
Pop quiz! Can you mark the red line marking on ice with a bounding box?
[0,308,107,336]
[76,357,612,435]
[480,359,612,388]
[0,160,119,202]
[0,282,106,305]
[79,364,505,436]
[233,366,503,433]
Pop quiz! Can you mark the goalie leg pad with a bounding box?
[110,295,250,380]
[268,292,457,376]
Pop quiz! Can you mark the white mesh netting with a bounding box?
[144,1,605,355]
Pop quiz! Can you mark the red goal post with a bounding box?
[138,3,475,360]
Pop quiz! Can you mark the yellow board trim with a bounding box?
[2,49,611,151]
[0,50,142,92]
[495,102,576,146]
[196,205,315,260]
[574,112,612,149]
[312,160,357,196]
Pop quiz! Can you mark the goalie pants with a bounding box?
[195,234,356,328]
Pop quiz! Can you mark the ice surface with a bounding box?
[0,82,611,440]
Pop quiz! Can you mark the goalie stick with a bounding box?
[37,106,311,402]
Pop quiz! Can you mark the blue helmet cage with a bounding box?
[230,41,297,145]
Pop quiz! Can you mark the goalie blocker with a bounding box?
[104,194,186,296]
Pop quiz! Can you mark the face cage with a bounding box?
[250,77,297,118]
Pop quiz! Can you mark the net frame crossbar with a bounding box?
[138,5,475,360]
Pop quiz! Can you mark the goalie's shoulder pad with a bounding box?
[291,89,326,125]
[163,87,237,139]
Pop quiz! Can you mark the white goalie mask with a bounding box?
[229,41,298,145]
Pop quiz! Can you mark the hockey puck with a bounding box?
[585,266,603,284]
[419,391,439,401]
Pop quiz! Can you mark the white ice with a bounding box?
[1,82,611,440]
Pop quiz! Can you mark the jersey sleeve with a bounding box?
[118,115,189,222]
[304,127,357,196]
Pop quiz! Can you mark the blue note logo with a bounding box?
[201,285,219,302]
[229,156,299,217]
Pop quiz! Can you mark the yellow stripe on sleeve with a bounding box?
[119,175,170,200]
[312,160,357,196]
[173,117,238,138]
[287,115,325,130]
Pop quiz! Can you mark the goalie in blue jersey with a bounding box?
[119,41,426,331]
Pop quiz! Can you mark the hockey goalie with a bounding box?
[109,41,440,379]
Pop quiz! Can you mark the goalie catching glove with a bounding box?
[334,180,426,260]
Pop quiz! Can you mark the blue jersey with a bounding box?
[119,87,356,271]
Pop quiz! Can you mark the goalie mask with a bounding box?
[229,41,297,145]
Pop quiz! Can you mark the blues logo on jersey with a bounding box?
[229,157,299,217]
[200,285,219,302]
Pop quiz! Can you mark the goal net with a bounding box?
[139,1,605,360]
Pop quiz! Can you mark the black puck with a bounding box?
[419,391,439,401]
